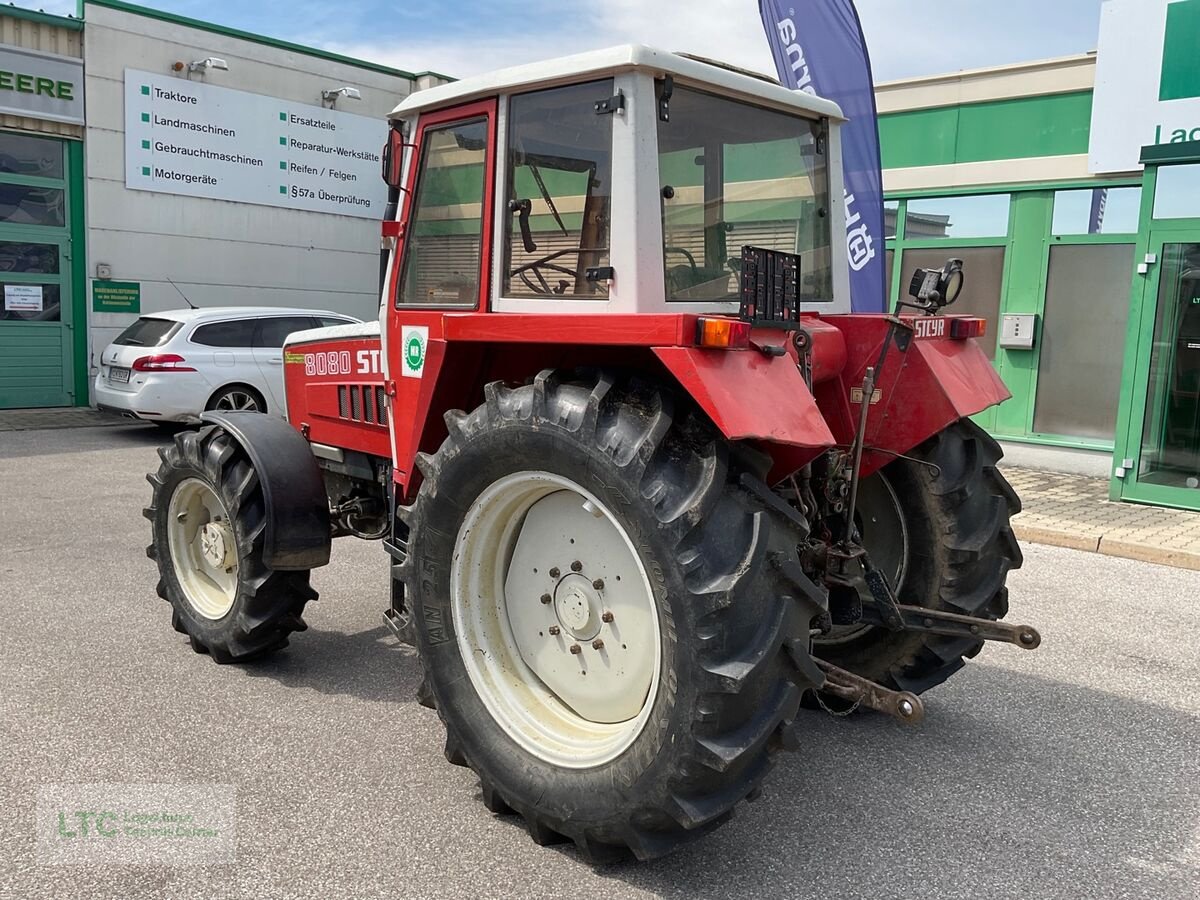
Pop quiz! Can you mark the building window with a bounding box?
[1033,244,1135,440]
[1153,164,1200,220]
[503,81,613,299]
[899,246,1005,358]
[905,194,1011,239]
[1051,187,1142,235]
[883,199,899,239]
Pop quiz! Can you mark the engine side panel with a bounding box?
[283,331,390,461]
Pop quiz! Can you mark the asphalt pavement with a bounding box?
[2,425,1198,899]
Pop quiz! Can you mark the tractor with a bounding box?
[144,45,1036,861]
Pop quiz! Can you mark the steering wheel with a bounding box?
[664,246,698,275]
[513,250,578,295]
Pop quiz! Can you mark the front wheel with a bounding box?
[399,372,827,860]
[145,426,316,662]
[814,419,1023,694]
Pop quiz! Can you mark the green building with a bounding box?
[877,0,1200,512]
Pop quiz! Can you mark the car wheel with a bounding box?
[207,385,266,414]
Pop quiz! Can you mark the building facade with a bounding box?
[877,0,1200,512]
[0,0,445,412]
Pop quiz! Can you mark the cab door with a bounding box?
[386,99,496,491]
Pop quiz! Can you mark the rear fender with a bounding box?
[821,316,1011,478]
[199,411,332,570]
[652,346,836,456]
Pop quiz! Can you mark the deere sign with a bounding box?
[0,44,84,126]
[1091,0,1200,173]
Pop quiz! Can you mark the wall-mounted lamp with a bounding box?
[173,57,229,78]
[321,86,361,108]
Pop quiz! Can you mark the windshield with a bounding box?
[657,86,832,303]
[113,317,181,347]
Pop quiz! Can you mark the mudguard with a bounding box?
[199,411,331,570]
[653,346,836,449]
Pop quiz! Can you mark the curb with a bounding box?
[1013,521,1200,571]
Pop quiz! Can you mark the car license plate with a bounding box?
[110,367,130,384]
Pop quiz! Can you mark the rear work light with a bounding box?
[948,317,987,340]
[132,353,196,372]
[696,316,751,349]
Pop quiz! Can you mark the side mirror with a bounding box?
[381,126,406,190]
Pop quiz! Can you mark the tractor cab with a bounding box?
[381,45,851,317]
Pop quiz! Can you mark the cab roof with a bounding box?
[390,44,845,122]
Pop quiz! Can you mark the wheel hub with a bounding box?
[554,574,601,640]
[200,521,233,570]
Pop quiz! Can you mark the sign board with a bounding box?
[92,280,141,313]
[0,44,83,125]
[1090,0,1200,173]
[4,284,42,311]
[124,69,386,219]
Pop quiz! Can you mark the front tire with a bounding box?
[814,419,1022,694]
[398,372,827,860]
[145,426,316,662]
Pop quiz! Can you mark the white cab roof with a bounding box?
[391,44,845,122]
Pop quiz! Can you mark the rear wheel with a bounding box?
[814,419,1022,694]
[146,425,316,662]
[399,371,827,860]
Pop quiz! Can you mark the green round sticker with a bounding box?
[404,332,425,372]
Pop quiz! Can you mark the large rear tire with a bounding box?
[814,419,1022,695]
[145,426,317,662]
[398,371,827,861]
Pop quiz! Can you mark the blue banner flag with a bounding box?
[759,0,886,312]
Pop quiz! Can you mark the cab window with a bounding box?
[396,118,489,307]
[502,80,613,298]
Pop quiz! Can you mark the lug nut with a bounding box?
[570,560,582,572]
[601,611,614,623]
[592,639,604,650]
[548,625,560,636]
[549,567,560,579]
[540,593,552,605]
[592,578,604,590]
[569,644,581,655]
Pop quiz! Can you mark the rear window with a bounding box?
[113,317,181,347]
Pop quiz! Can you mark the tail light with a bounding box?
[949,317,987,340]
[696,316,751,349]
[132,353,196,372]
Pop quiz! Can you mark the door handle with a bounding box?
[268,357,283,365]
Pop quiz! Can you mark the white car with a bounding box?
[94,307,360,425]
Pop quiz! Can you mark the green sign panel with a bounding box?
[1160,0,1200,102]
[92,281,141,313]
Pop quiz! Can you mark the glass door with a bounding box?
[1121,234,1200,507]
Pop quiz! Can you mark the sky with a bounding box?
[33,0,1107,82]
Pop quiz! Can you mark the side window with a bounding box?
[191,320,257,347]
[503,81,613,298]
[254,316,320,348]
[316,316,354,328]
[396,118,489,306]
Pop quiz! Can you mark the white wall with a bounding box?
[83,3,422,381]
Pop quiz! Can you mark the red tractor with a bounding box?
[145,46,1036,861]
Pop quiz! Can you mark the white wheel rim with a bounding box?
[451,471,662,769]
[167,477,239,620]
